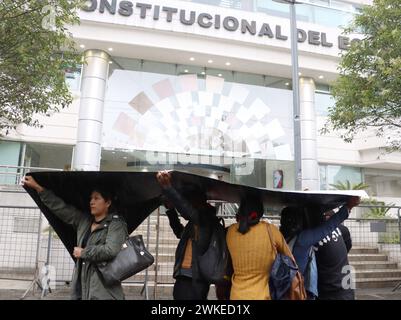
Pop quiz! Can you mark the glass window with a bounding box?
[24,143,73,170]
[256,0,289,18]
[142,61,177,75]
[315,92,335,116]
[0,141,22,184]
[65,65,82,91]
[319,164,363,190]
[102,57,295,188]
[319,165,327,190]
[110,56,291,89]
[234,72,264,86]
[185,0,255,11]
[309,0,329,5]
[180,0,360,29]
[364,168,401,198]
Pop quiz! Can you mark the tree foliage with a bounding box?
[324,0,401,150]
[329,180,369,190]
[0,0,83,134]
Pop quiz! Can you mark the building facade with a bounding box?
[2,0,401,208]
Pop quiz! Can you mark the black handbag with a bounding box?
[198,217,229,284]
[97,235,154,286]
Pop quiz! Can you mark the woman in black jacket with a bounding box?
[157,171,217,300]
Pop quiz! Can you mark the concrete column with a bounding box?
[299,77,319,190]
[72,50,110,171]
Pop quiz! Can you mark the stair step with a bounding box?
[126,273,175,284]
[348,254,388,262]
[355,270,401,279]
[152,253,175,263]
[350,247,379,254]
[148,244,178,251]
[130,237,179,246]
[355,277,401,289]
[351,261,399,270]
[0,268,36,281]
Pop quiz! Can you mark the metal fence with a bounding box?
[1,202,401,299]
[0,165,62,185]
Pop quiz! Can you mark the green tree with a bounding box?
[329,180,369,190]
[329,180,394,218]
[0,0,83,134]
[362,198,394,218]
[323,0,401,150]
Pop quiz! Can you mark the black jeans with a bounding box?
[173,276,210,300]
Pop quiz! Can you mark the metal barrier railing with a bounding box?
[1,201,401,299]
[0,165,63,185]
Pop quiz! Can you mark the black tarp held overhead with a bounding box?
[24,170,364,260]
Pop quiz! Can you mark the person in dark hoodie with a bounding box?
[156,170,217,300]
[279,196,360,299]
[315,207,357,300]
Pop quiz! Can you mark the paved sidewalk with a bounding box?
[1,286,401,300]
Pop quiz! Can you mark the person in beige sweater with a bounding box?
[226,194,292,300]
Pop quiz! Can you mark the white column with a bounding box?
[72,50,109,171]
[299,77,319,190]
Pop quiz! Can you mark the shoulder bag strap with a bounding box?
[266,222,298,264]
[265,222,278,257]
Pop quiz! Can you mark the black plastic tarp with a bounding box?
[24,170,362,259]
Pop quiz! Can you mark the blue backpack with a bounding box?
[287,236,318,298]
[266,224,306,300]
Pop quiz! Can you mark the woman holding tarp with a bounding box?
[226,193,293,300]
[156,170,218,300]
[23,176,127,300]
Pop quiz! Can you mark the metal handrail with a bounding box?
[0,165,63,185]
[0,164,63,171]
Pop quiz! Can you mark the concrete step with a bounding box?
[0,185,25,192]
[0,268,35,281]
[351,261,399,270]
[130,236,179,246]
[350,247,379,255]
[348,254,388,262]
[126,273,175,284]
[355,270,401,279]
[356,277,401,289]
[153,253,175,263]
[135,225,180,233]
[148,244,178,252]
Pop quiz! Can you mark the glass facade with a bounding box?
[315,92,335,116]
[0,141,73,184]
[319,164,363,190]
[179,0,360,28]
[0,141,22,184]
[364,168,401,198]
[101,57,295,188]
[65,65,82,92]
[22,142,73,170]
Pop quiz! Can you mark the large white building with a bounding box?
[2,0,401,207]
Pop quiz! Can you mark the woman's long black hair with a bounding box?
[237,193,264,234]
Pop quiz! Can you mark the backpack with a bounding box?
[288,235,318,298]
[197,217,229,284]
[266,224,307,300]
